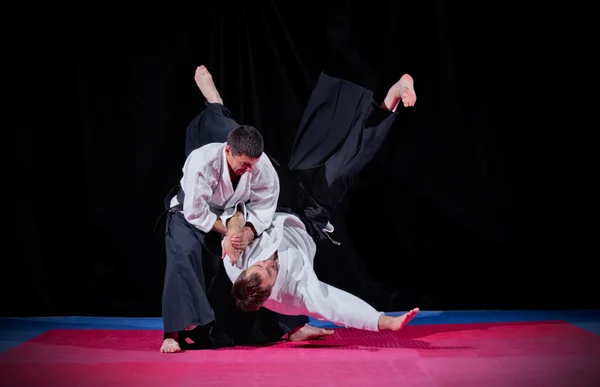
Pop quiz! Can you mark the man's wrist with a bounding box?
[227,213,244,230]
[243,226,256,240]
[212,219,228,234]
[228,223,243,234]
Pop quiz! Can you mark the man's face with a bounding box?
[225,145,259,176]
[246,259,278,289]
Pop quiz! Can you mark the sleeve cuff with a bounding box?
[220,201,248,226]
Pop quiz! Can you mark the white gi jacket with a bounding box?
[224,213,383,331]
[171,143,279,235]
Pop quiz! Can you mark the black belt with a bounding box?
[153,185,184,234]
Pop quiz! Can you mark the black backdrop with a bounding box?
[10,1,596,317]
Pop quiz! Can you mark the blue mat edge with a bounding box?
[2,310,599,353]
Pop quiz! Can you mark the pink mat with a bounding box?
[1,321,599,386]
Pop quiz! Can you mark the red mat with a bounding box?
[1,321,599,386]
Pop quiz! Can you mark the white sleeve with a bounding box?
[181,154,217,233]
[304,277,383,332]
[245,161,280,236]
[220,201,248,226]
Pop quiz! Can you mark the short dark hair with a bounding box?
[231,270,273,312]
[226,125,264,159]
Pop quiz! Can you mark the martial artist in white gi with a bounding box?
[159,66,330,353]
[160,125,277,353]
[225,211,419,332]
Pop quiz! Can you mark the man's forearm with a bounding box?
[226,210,245,233]
[227,211,255,246]
[212,219,228,235]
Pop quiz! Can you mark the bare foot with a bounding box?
[378,307,420,331]
[160,338,181,353]
[194,65,223,104]
[287,324,335,341]
[382,74,417,111]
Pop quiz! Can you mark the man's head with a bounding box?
[231,258,278,312]
[225,125,264,176]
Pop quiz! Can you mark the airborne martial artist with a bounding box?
[227,211,420,332]
[226,68,420,333]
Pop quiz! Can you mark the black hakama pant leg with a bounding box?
[286,72,399,240]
